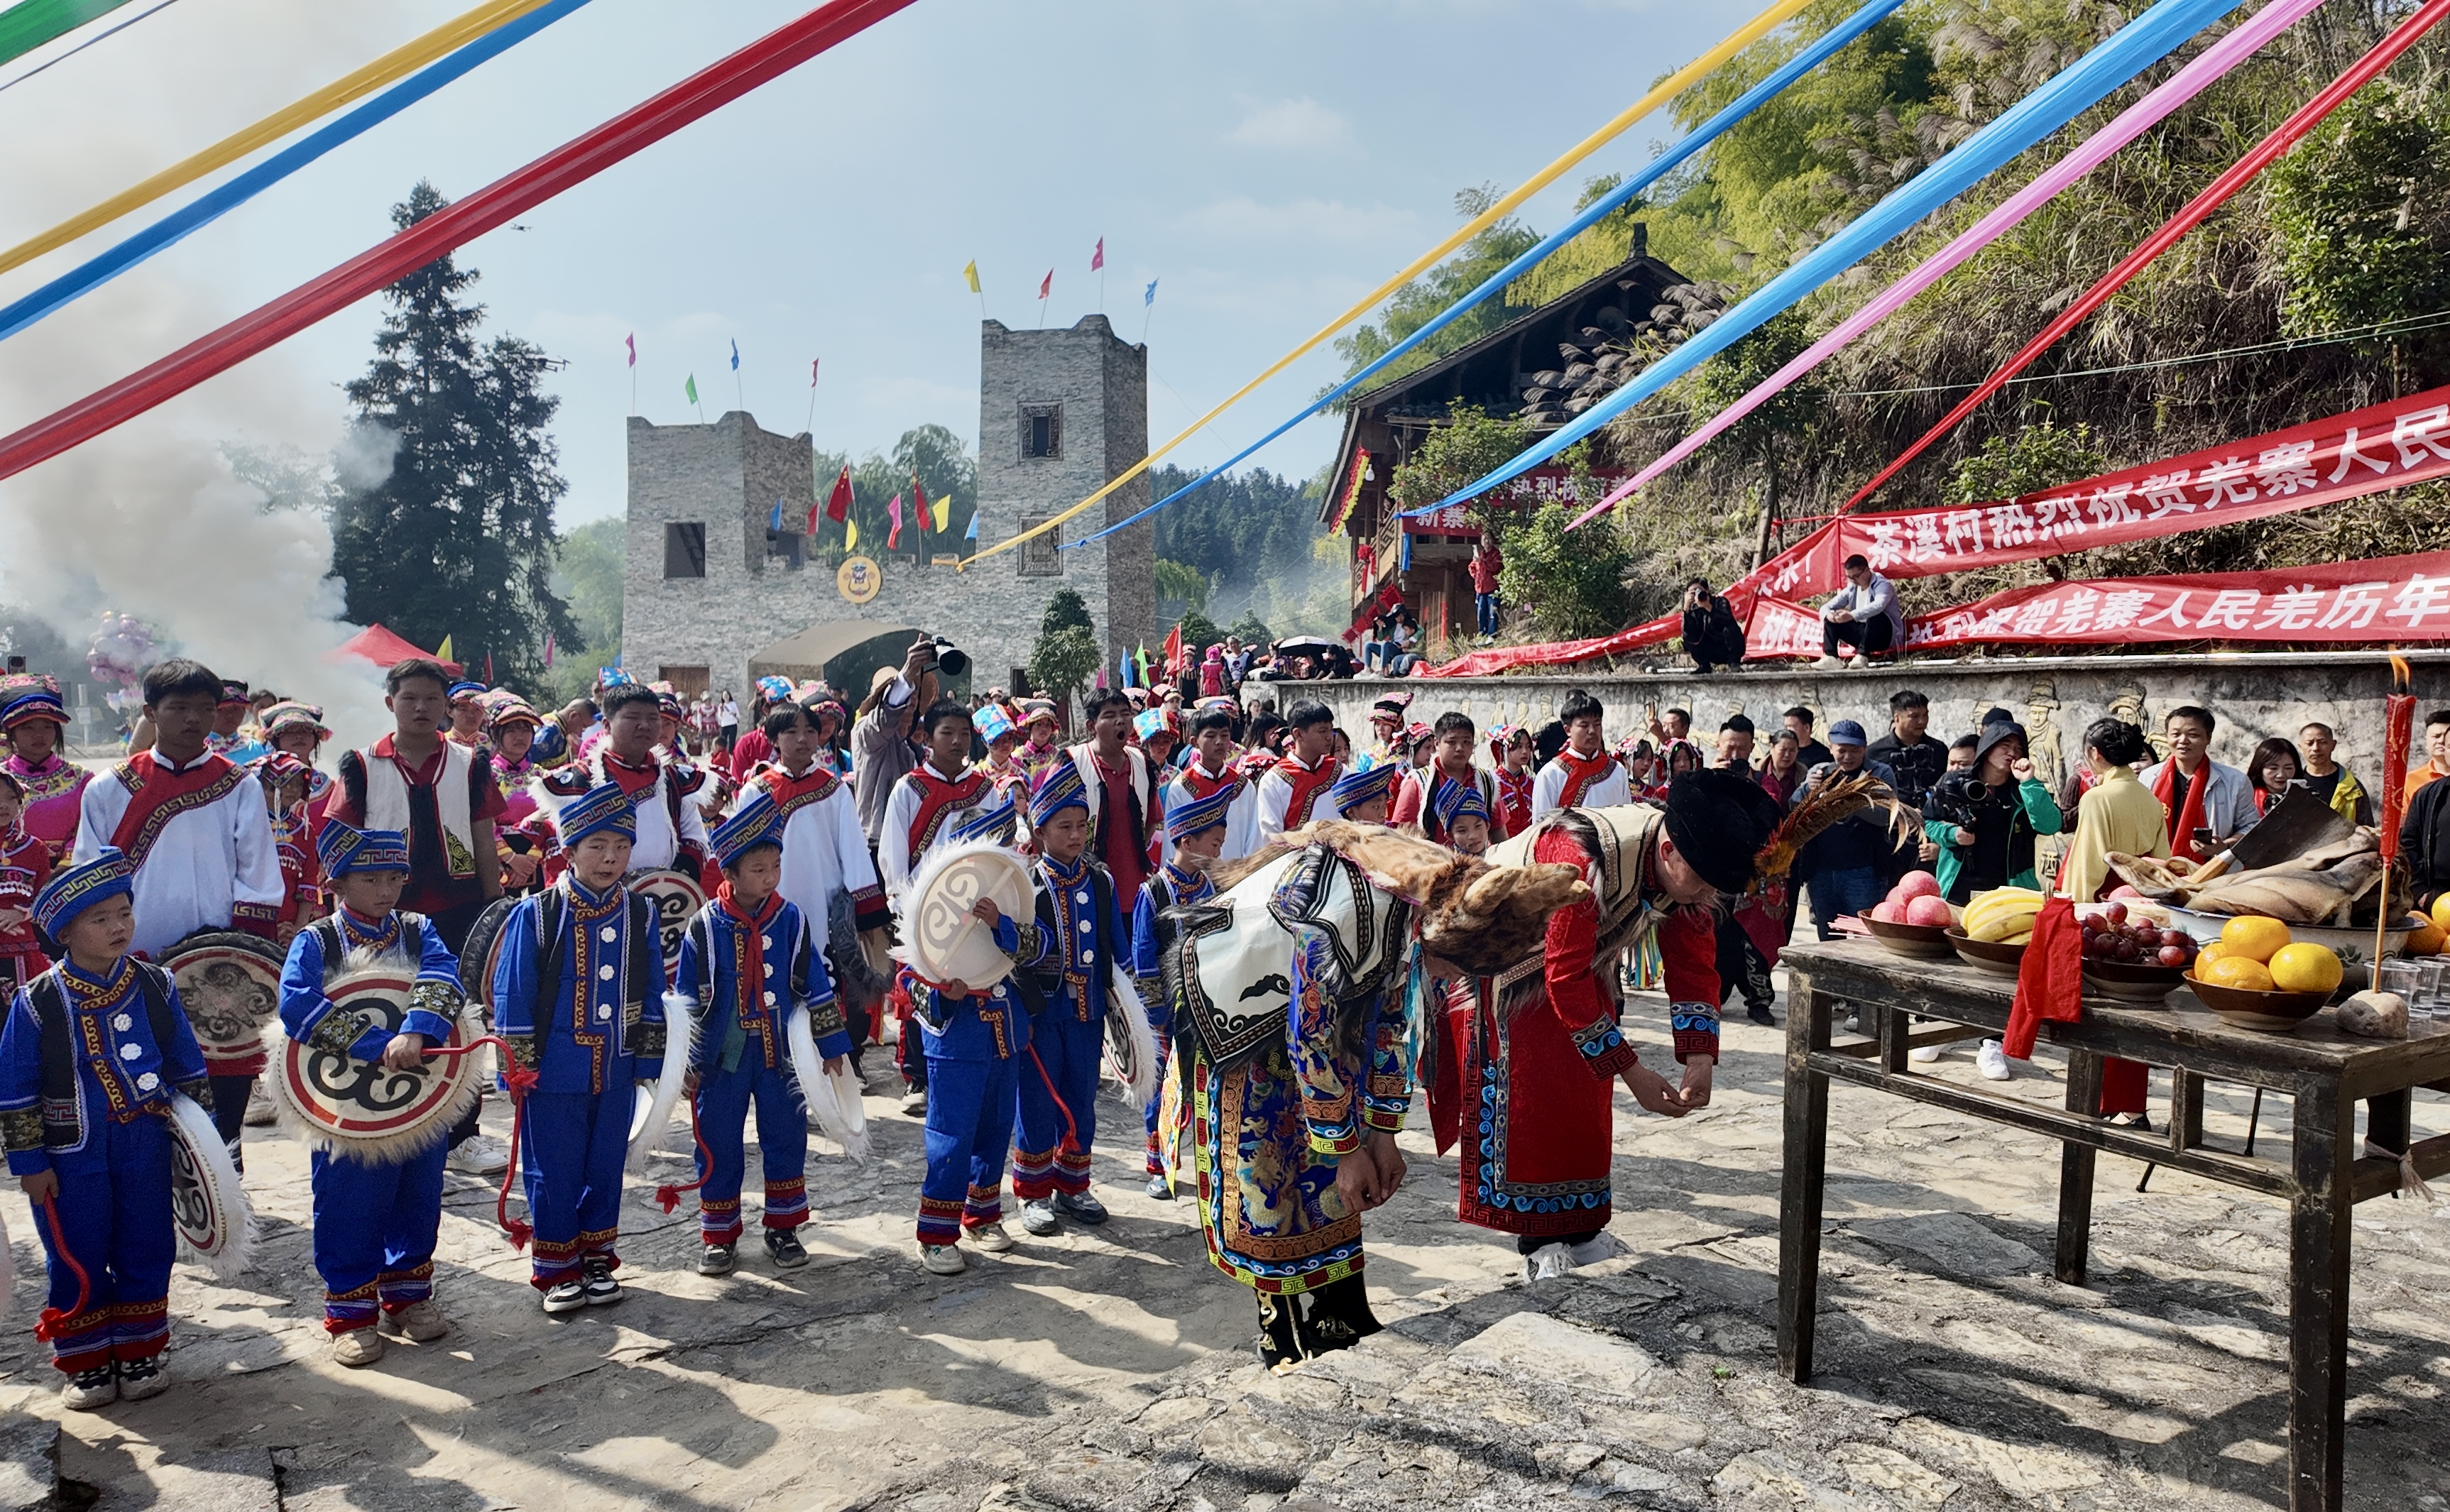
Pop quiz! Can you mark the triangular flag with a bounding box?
[964,509,978,542]
[684,373,698,405]
[769,500,784,532]
[963,260,980,295]
[1038,269,1052,300]
[435,634,454,662]
[810,357,820,386]
[910,478,930,541]
[730,339,740,372]
[1091,236,1104,272]
[934,491,951,532]
[845,515,858,552]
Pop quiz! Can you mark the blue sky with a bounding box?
[0,0,1739,527]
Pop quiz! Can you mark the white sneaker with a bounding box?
[1815,655,1842,670]
[447,1135,510,1177]
[968,1222,1016,1253]
[1522,1242,1575,1283]
[920,1244,967,1276]
[1976,1040,2012,1081]
[1908,1043,1942,1063]
[1565,1232,1624,1268]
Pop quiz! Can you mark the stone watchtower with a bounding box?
[619,314,1154,697]
[975,314,1154,678]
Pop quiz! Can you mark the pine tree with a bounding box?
[332,182,576,686]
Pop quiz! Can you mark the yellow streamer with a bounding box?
[0,0,552,279]
[961,0,1817,566]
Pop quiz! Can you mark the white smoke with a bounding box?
[0,0,464,752]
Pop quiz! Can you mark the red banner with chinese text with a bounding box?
[1402,468,1634,535]
[1418,381,2450,676]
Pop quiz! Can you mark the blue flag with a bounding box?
[768,500,784,531]
[730,339,740,371]
[1144,278,1158,307]
[965,510,978,541]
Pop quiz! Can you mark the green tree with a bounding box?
[1688,307,1820,565]
[332,182,574,684]
[1228,609,1274,647]
[1499,503,1634,641]
[811,423,979,564]
[1384,404,1546,528]
[1153,559,1208,618]
[1945,419,2109,505]
[1029,588,1100,702]
[1173,608,1222,658]
[1040,586,1093,637]
[540,516,623,706]
[2270,80,2450,385]
[1333,185,1542,391]
[1149,462,1317,591]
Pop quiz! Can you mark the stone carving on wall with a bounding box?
[2024,680,2065,796]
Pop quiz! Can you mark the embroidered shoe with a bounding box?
[331,1328,386,1367]
[920,1243,968,1276]
[378,1301,449,1342]
[762,1229,809,1269]
[581,1258,623,1306]
[542,1280,589,1315]
[61,1365,117,1410]
[968,1222,1016,1254]
[1051,1190,1109,1226]
[698,1243,737,1277]
[1144,1172,1174,1201]
[1019,1199,1060,1236]
[116,1354,169,1401]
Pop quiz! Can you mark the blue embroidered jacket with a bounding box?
[278,907,465,1060]
[1012,853,1127,1024]
[673,896,851,1075]
[491,875,669,1095]
[0,957,210,1174]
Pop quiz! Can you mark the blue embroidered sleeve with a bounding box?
[491,899,542,1040]
[1130,887,1161,982]
[1360,968,1416,1134]
[0,990,48,1175]
[399,920,465,1043]
[276,924,334,1044]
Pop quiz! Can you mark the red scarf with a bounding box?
[108,749,242,867]
[904,763,988,866]
[1494,766,1533,835]
[715,883,782,1048]
[1551,748,1617,809]
[1178,761,1243,802]
[2151,757,2212,862]
[1273,755,1339,826]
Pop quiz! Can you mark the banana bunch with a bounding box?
[1962,887,2047,945]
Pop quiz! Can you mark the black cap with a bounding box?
[1664,769,1784,894]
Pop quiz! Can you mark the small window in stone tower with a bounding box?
[1021,403,1061,459]
[664,522,706,579]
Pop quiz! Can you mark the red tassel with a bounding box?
[1026,1043,1083,1159]
[425,1036,539,1250]
[650,1095,713,1216]
[31,1193,89,1342]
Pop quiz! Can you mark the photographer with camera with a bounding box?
[1680,577,1747,674]
[1924,718,2065,906]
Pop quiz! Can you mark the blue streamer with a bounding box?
[1404,0,2246,518]
[1069,0,1907,549]
[0,0,593,346]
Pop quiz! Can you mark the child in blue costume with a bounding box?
[1130,784,1231,1199]
[1007,762,1130,1236]
[674,789,851,1277]
[912,785,1029,1276]
[1328,761,1396,826]
[0,848,210,1409]
[277,821,469,1366]
[491,783,669,1313]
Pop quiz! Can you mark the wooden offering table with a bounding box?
[1775,939,2450,1512]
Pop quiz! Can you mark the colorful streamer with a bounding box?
[1837,0,2450,514]
[1400,0,2248,520]
[1565,0,2321,530]
[1067,0,1907,552]
[957,0,1825,566]
[0,0,917,487]
[0,0,594,346]
[0,0,136,68]
[0,0,557,280]
[0,0,174,94]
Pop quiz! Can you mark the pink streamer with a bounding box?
[1567,0,2322,530]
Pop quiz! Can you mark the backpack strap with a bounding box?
[28,971,76,1149]
[129,963,207,1109]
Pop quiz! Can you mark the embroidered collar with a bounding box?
[566,875,625,912]
[1040,852,1088,886]
[336,906,403,953]
[61,955,133,1003]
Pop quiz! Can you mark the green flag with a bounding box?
[684,373,698,405]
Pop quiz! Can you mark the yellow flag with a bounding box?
[933,491,950,531]
[435,634,454,662]
[962,260,980,295]
[845,516,858,552]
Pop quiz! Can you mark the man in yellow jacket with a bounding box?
[2296,722,2373,825]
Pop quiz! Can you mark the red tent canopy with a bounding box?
[332,624,459,675]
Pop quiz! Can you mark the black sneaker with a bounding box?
[581,1258,623,1306]
[542,1279,588,1314]
[763,1229,809,1269]
[1051,1190,1109,1226]
[697,1243,735,1276]
[116,1354,168,1401]
[1747,1005,1778,1027]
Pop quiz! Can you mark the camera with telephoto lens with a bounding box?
[927,637,969,678]
[1924,772,1991,831]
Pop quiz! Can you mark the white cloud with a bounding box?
[1176,196,1415,245]
[1225,97,1357,153]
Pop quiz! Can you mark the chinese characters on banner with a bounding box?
[1401,468,1634,535]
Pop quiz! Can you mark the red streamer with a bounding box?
[31,1193,89,1344]
[1839,0,2450,515]
[0,0,915,486]
[425,1033,538,1250]
[652,1095,714,1215]
[2383,689,2417,862]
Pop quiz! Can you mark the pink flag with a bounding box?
[810,357,820,386]
[1090,237,1104,272]
[1038,269,1052,300]
[887,493,904,550]
[544,630,554,668]
[625,333,635,367]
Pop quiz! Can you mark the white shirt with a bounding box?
[877,760,994,904]
[1254,756,1345,843]
[1531,751,1633,821]
[755,765,882,924]
[576,750,712,874]
[719,700,740,726]
[75,750,285,959]
[1160,762,1262,865]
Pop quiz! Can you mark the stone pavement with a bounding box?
[1,992,2446,1511]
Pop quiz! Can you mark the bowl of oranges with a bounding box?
[2184,916,2343,1031]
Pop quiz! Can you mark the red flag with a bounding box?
[1038,269,1052,300]
[910,476,930,541]
[822,464,852,524]
[1090,237,1104,272]
[544,631,554,668]
[1161,620,1183,677]
[887,493,904,550]
[810,357,820,386]
[484,652,495,684]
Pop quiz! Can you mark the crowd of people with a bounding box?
[0,637,2411,1404]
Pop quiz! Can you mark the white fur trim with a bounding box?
[0,1200,14,1323]
[786,1006,870,1166]
[167,1091,252,1281]
[625,990,698,1175]
[1108,962,1159,1111]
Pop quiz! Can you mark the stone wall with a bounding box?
[1243,648,2450,796]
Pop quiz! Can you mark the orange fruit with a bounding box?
[2268,943,2344,994]
[2434,891,2450,934]
[2218,915,2293,965]
[2195,941,2233,969]
[2405,920,2446,955]
[2203,955,2275,992]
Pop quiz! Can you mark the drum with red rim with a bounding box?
[273,968,481,1165]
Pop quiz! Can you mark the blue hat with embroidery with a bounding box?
[1433,777,1489,831]
[1029,760,1089,830]
[1166,784,1235,842]
[446,680,486,703]
[951,787,1018,846]
[1329,760,1396,811]
[549,782,638,847]
[711,789,785,869]
[974,703,1017,743]
[33,847,133,939]
[317,820,410,879]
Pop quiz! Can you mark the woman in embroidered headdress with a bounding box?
[0,675,89,863]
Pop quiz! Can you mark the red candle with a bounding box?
[2382,678,2416,864]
